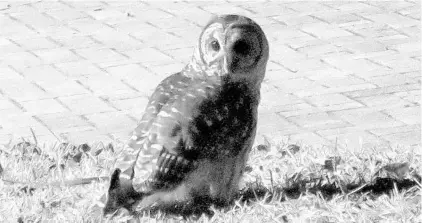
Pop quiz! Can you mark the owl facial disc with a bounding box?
[196,14,269,85]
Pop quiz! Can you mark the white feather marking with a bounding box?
[119,174,131,180]
[151,144,163,151]
[177,156,184,164]
[148,134,156,141]
[233,118,239,124]
[205,118,213,126]
[190,125,199,133]
[192,161,198,167]
[159,111,172,118]
[140,132,149,137]
[171,107,179,113]
[242,131,247,137]
[152,122,162,128]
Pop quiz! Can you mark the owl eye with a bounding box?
[210,40,220,51]
[232,39,251,56]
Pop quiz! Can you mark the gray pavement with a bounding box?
[0,1,420,150]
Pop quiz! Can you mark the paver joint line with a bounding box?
[0,1,419,148]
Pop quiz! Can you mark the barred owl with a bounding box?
[103,14,269,216]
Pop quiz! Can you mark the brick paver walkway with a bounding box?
[0,1,420,150]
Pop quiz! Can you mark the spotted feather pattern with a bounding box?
[107,14,269,215]
[115,75,259,193]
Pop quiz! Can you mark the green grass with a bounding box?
[0,137,420,222]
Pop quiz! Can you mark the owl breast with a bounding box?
[185,80,259,160]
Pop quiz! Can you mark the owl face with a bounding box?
[194,15,269,85]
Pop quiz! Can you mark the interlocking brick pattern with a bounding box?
[0,1,420,150]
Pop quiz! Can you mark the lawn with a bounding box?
[0,136,420,222]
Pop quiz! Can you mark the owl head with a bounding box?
[187,14,269,89]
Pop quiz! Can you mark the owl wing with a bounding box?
[115,73,258,194]
[104,72,198,215]
[114,71,216,193]
[130,79,259,194]
[106,76,258,216]
[114,72,192,180]
[130,78,215,192]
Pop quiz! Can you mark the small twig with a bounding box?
[334,175,345,195]
[1,176,110,188]
[412,175,422,188]
[269,169,274,194]
[20,137,27,143]
[334,137,338,152]
[252,182,259,201]
[86,150,99,164]
[30,128,38,146]
[338,183,369,201]
[31,168,37,181]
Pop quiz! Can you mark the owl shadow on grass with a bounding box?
[107,163,421,220]
[236,162,421,221]
[122,176,421,220]
[238,174,420,206]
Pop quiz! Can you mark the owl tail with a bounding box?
[103,168,145,216]
[114,133,149,180]
[113,145,137,180]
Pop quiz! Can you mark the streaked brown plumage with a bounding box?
[103,14,269,216]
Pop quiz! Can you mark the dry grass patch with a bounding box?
[0,138,420,222]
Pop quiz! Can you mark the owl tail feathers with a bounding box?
[113,136,149,180]
[103,168,145,216]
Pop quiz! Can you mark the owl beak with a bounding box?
[222,56,229,74]
[208,50,229,75]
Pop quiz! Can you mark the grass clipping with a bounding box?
[0,139,420,222]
